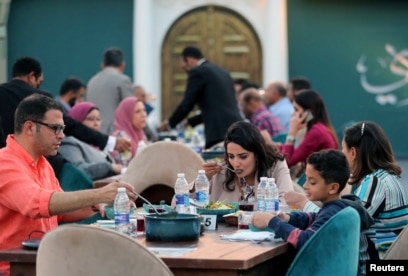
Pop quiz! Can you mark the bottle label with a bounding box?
[196,191,208,204]
[175,193,186,205]
[175,194,190,213]
[274,200,279,212]
[257,200,265,211]
[115,213,130,224]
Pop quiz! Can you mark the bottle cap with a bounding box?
[117,187,126,192]
[198,169,205,174]
[260,177,268,181]
[177,173,185,177]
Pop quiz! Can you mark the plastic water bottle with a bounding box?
[174,173,190,213]
[195,170,210,206]
[265,178,279,212]
[114,187,131,234]
[256,177,268,211]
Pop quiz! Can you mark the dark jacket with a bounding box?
[168,61,242,148]
[0,79,109,175]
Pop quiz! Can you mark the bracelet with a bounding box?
[286,135,295,143]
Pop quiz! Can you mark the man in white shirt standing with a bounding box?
[87,48,134,135]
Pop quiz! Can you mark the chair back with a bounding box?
[383,225,408,259]
[286,207,360,276]
[122,141,204,194]
[37,224,173,276]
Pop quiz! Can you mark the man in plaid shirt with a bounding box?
[240,88,284,137]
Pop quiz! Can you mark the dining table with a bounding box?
[0,223,295,276]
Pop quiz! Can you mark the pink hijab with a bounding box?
[114,97,145,156]
[68,102,98,122]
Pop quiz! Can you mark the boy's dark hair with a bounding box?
[59,77,85,96]
[181,46,203,59]
[12,57,42,78]
[103,48,124,67]
[14,94,63,134]
[307,149,350,193]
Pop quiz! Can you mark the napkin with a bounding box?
[220,230,275,241]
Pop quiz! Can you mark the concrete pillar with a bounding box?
[0,0,11,83]
[264,0,288,85]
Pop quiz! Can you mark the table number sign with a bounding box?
[201,215,217,230]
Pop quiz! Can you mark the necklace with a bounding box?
[235,177,255,201]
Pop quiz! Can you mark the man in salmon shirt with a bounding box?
[0,94,137,276]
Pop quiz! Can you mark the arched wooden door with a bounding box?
[161,5,263,120]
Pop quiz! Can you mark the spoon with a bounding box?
[220,164,243,174]
[132,191,161,215]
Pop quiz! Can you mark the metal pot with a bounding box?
[144,213,201,242]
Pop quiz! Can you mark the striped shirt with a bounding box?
[353,169,408,255]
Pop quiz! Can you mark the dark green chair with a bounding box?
[286,207,360,276]
[58,162,102,224]
[272,132,287,144]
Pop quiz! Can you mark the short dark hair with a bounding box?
[103,48,124,67]
[234,78,247,86]
[14,94,63,134]
[12,57,42,78]
[59,77,85,96]
[343,121,402,184]
[290,77,311,91]
[240,82,259,93]
[241,88,262,103]
[181,46,203,59]
[273,82,287,97]
[307,149,350,193]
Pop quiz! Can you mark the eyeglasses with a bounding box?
[31,120,66,135]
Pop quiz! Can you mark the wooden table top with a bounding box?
[139,223,290,270]
[0,223,292,276]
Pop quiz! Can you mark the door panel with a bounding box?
[161,5,262,120]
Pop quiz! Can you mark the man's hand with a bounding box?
[158,120,170,132]
[114,137,132,152]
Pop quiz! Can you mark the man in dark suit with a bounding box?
[0,57,131,175]
[159,46,242,149]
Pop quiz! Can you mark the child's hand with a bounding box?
[252,212,276,230]
[284,191,309,210]
[277,212,290,222]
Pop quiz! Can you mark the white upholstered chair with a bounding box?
[383,225,408,260]
[36,224,173,276]
[122,141,204,203]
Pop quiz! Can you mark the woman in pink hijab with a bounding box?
[68,102,101,131]
[113,97,147,157]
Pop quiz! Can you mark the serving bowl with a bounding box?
[144,213,201,242]
[142,202,172,214]
[196,202,238,222]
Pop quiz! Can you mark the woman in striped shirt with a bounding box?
[285,121,408,275]
[341,122,408,258]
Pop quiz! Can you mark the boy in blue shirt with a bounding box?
[252,149,373,250]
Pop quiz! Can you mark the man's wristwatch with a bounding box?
[285,135,295,143]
